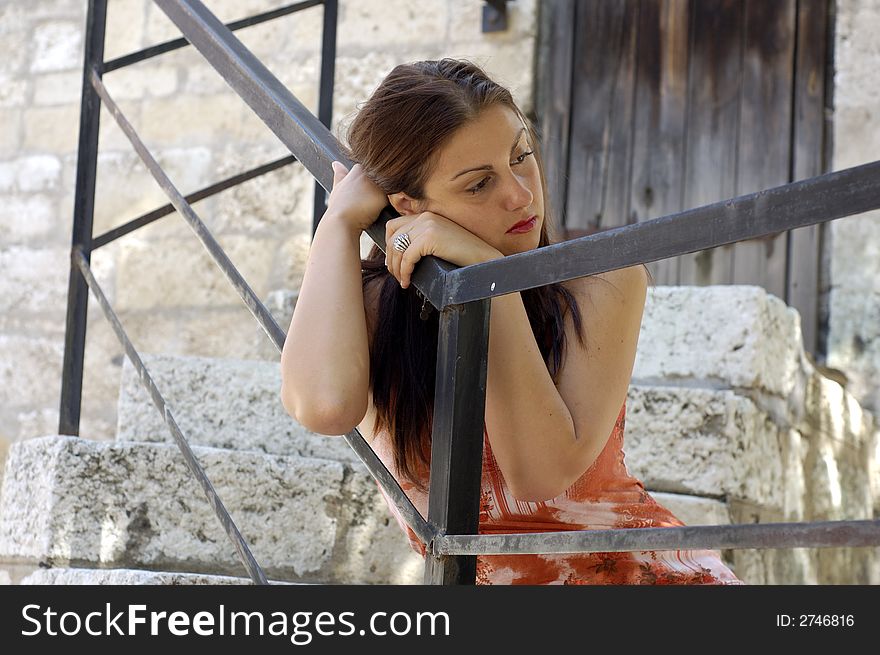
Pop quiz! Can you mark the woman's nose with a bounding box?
[503,172,534,211]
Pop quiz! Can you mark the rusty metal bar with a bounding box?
[91,155,297,250]
[73,247,268,585]
[103,0,323,72]
[89,66,287,351]
[341,431,436,547]
[434,519,880,556]
[443,158,880,307]
[59,0,107,437]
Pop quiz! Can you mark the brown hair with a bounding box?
[342,59,590,490]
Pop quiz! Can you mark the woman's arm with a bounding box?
[484,265,648,501]
[280,162,388,435]
[280,215,369,435]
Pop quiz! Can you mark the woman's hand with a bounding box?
[324,161,390,234]
[385,212,503,289]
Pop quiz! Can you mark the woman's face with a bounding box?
[402,103,545,256]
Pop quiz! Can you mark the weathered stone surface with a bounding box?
[623,385,784,507]
[115,234,275,311]
[0,570,10,585]
[650,492,731,527]
[828,0,880,416]
[117,354,356,462]
[635,286,811,399]
[0,436,420,583]
[30,21,82,73]
[20,568,295,585]
[32,71,82,106]
[0,335,64,410]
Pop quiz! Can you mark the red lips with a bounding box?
[506,215,537,234]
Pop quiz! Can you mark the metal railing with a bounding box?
[60,0,880,586]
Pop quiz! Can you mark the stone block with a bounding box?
[106,65,179,101]
[115,234,275,311]
[7,154,63,192]
[138,94,276,148]
[30,21,83,73]
[0,436,420,583]
[23,105,81,152]
[32,71,82,106]
[0,109,22,155]
[0,80,27,109]
[0,247,68,316]
[0,570,10,585]
[104,0,147,62]
[0,335,64,410]
[116,354,358,462]
[649,491,731,527]
[635,286,812,399]
[0,196,57,244]
[20,568,293,585]
[339,0,449,49]
[206,149,313,236]
[623,385,784,508]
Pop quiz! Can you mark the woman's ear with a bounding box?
[387,192,420,216]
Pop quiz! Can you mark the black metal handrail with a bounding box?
[60,0,880,586]
[60,0,343,585]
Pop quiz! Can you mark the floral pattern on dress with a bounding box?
[372,401,745,585]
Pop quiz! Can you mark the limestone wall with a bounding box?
[828,0,880,415]
[0,0,538,465]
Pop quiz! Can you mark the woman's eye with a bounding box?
[466,150,534,195]
[467,177,489,195]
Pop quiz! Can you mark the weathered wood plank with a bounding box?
[732,0,796,299]
[631,0,690,285]
[601,0,640,231]
[566,0,635,234]
[535,0,576,240]
[679,0,743,286]
[787,0,829,356]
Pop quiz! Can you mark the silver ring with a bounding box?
[392,232,411,253]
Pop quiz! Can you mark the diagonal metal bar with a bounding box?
[152,0,452,309]
[91,57,433,557]
[103,0,323,73]
[445,158,880,306]
[73,247,268,585]
[434,519,880,556]
[342,431,437,547]
[92,155,297,250]
[89,67,286,351]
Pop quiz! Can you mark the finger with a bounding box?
[399,243,422,289]
[331,161,348,186]
[386,218,415,273]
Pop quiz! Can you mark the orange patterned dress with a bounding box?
[371,401,745,585]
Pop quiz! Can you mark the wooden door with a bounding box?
[536,0,831,356]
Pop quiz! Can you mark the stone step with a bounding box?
[0,436,423,585]
[18,568,298,585]
[116,352,798,508]
[116,353,358,462]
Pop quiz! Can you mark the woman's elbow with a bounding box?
[280,387,366,436]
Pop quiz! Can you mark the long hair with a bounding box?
[342,59,601,490]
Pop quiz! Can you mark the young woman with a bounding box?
[281,58,744,585]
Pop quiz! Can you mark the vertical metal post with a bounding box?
[424,299,491,584]
[59,0,108,435]
[312,0,338,236]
